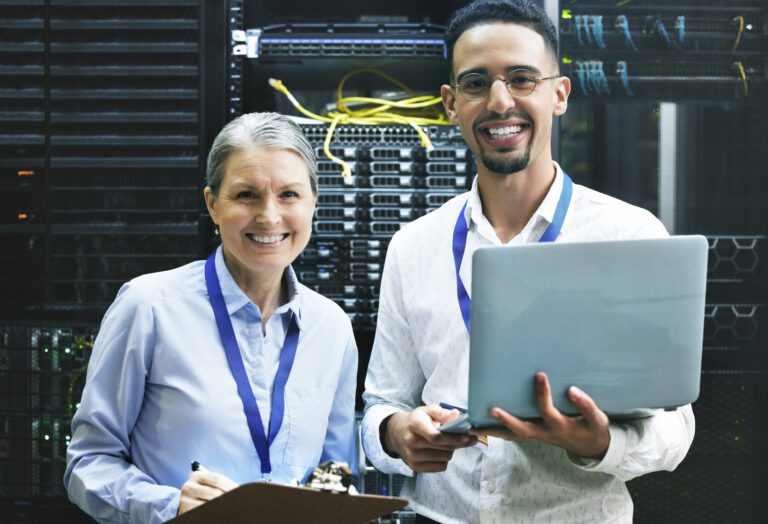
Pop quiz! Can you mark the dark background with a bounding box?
[1,0,766,522]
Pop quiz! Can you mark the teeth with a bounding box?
[247,233,285,244]
[487,125,523,137]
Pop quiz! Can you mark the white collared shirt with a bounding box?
[362,163,695,523]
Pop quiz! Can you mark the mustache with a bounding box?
[474,111,532,129]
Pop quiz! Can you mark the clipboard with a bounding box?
[168,482,408,524]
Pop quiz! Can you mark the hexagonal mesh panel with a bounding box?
[704,304,765,349]
[708,236,766,282]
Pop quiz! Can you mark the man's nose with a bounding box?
[485,78,516,115]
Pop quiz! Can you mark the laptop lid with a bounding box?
[466,235,708,426]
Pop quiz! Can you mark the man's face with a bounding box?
[441,22,570,176]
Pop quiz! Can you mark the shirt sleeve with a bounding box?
[319,320,360,476]
[64,282,181,524]
[568,405,696,481]
[361,236,424,476]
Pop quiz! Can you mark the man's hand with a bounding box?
[178,469,239,515]
[472,372,611,459]
[384,405,477,472]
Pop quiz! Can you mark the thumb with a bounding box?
[423,403,458,423]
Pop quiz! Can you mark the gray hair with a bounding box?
[206,112,317,196]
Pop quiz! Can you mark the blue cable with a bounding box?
[575,15,584,47]
[598,61,611,95]
[675,16,685,45]
[616,15,638,51]
[617,60,634,96]
[655,19,679,49]
[581,15,592,45]
[592,16,607,49]
[576,61,588,95]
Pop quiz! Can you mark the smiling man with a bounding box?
[361,1,695,523]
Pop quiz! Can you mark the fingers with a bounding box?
[392,406,478,472]
[535,372,564,424]
[194,470,239,492]
[568,385,609,428]
[422,404,459,424]
[178,471,238,515]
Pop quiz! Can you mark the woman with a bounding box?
[64,113,358,523]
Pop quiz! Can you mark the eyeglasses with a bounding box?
[453,70,561,101]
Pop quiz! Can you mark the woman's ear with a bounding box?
[203,186,218,225]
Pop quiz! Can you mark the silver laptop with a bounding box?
[441,235,708,433]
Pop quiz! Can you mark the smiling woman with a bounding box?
[63,113,359,524]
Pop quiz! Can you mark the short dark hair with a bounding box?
[445,0,559,79]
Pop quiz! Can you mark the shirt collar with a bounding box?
[214,245,303,328]
[463,161,567,240]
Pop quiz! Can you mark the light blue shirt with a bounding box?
[64,246,358,524]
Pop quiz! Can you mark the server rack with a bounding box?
[557,1,767,522]
[0,0,765,522]
[1,0,206,521]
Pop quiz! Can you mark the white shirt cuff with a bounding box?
[567,423,627,473]
[361,404,415,477]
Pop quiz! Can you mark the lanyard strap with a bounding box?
[204,252,299,476]
[452,173,573,333]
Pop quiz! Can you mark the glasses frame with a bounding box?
[453,70,561,101]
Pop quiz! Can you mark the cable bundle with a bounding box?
[270,69,450,181]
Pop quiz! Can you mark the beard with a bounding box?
[480,148,531,175]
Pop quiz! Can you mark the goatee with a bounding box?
[481,151,530,175]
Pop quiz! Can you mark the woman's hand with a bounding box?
[178,469,239,515]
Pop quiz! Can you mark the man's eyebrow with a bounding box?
[456,65,544,82]
[506,65,543,75]
[456,68,488,83]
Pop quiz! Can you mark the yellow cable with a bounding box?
[269,69,451,178]
[323,115,353,181]
[732,16,744,51]
[734,61,748,96]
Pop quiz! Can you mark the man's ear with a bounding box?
[553,76,571,117]
[441,83,459,124]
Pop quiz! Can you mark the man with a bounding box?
[361,1,695,522]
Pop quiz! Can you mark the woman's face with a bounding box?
[204,146,316,282]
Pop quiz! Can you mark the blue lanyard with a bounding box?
[204,252,300,476]
[452,173,573,333]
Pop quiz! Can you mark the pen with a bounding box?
[439,402,467,413]
[190,461,208,473]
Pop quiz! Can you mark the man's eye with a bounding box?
[237,191,255,199]
[462,77,489,91]
[281,191,298,198]
[508,75,536,87]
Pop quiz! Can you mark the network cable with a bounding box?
[575,61,589,95]
[675,16,686,46]
[734,61,748,96]
[591,16,607,49]
[616,60,634,96]
[654,18,680,50]
[270,69,449,180]
[616,15,638,51]
[575,15,585,46]
[732,16,745,51]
